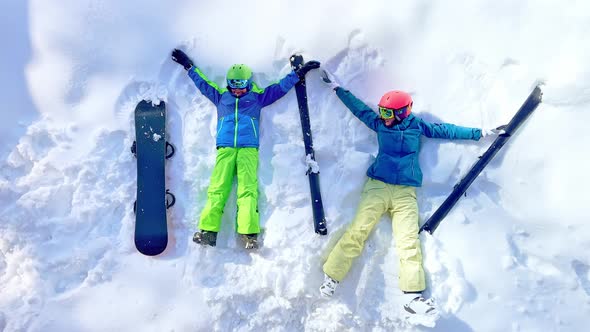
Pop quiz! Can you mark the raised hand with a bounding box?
[171,49,194,71]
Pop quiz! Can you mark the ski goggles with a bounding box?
[378,105,410,120]
[227,79,249,89]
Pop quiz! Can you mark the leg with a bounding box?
[323,179,389,281]
[235,147,260,234]
[390,185,425,292]
[198,148,237,232]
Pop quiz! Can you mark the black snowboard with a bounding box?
[132,100,175,256]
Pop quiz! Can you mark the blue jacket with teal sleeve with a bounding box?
[188,66,300,148]
[335,87,482,187]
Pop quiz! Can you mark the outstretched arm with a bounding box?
[418,118,481,140]
[187,67,223,105]
[334,88,380,132]
[256,71,300,107]
[257,59,320,107]
[171,49,222,105]
[319,69,378,131]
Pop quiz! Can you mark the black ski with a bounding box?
[420,85,543,234]
[290,54,328,235]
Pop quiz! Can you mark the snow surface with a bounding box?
[2,0,590,331]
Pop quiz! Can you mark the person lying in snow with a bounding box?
[171,49,319,249]
[317,69,502,315]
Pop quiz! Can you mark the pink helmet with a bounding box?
[378,90,413,120]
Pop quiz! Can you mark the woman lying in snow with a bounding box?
[317,69,501,316]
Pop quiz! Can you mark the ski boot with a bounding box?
[193,230,217,247]
[240,234,259,249]
[319,273,339,297]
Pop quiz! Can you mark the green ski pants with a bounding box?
[198,147,260,234]
[323,178,426,292]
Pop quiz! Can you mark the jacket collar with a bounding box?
[383,114,415,130]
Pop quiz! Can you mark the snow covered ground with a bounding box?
[2,0,590,331]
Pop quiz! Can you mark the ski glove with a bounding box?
[320,69,340,91]
[295,60,321,79]
[171,48,194,71]
[480,125,506,138]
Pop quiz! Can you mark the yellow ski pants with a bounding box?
[198,147,260,234]
[323,178,426,292]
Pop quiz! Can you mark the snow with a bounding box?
[1,0,590,331]
[306,154,320,174]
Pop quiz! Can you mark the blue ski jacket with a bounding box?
[188,67,300,148]
[335,88,482,187]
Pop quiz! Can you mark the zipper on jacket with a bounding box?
[402,131,416,177]
[217,117,224,136]
[400,131,404,155]
[234,98,239,147]
[250,118,258,138]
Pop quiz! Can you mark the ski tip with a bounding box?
[316,229,328,236]
[532,86,543,102]
[419,224,433,235]
[532,79,546,90]
[530,82,544,103]
[518,84,543,108]
[290,53,305,68]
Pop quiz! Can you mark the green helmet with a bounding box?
[226,64,252,80]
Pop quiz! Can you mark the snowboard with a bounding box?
[132,100,175,256]
[420,85,543,234]
[290,54,328,235]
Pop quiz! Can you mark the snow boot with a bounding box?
[319,273,339,297]
[240,233,259,249]
[193,230,217,247]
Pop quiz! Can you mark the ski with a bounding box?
[290,54,328,235]
[420,85,543,234]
